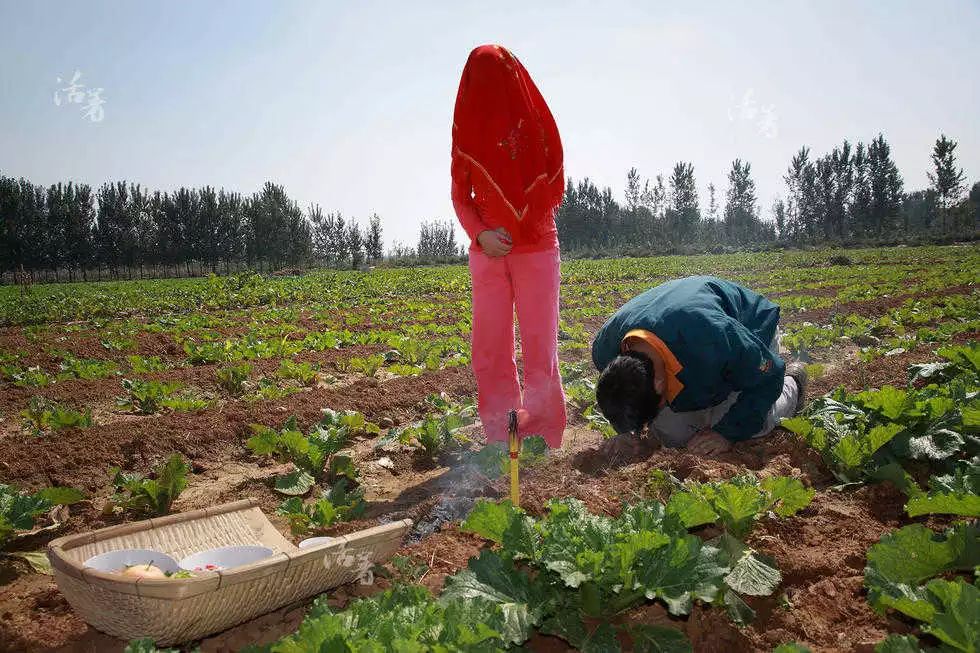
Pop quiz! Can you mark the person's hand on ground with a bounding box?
[687,429,732,455]
[477,229,513,257]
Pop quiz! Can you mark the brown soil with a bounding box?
[808,337,980,396]
[0,365,475,492]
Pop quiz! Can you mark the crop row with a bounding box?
[3,246,976,327]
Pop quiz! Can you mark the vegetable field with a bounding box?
[1,244,978,653]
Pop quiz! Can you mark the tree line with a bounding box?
[0,176,467,281]
[2,133,975,282]
[556,133,977,254]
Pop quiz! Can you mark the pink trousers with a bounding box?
[469,246,566,448]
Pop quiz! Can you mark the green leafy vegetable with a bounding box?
[107,454,189,516]
[904,459,980,518]
[20,397,93,435]
[275,479,366,535]
[773,644,813,653]
[666,475,814,537]
[241,584,514,652]
[1,484,84,547]
[116,378,207,414]
[471,436,550,479]
[248,409,377,482]
[215,362,252,394]
[275,359,318,385]
[391,395,476,458]
[864,522,979,625]
[272,470,315,496]
[874,634,925,653]
[628,624,694,653]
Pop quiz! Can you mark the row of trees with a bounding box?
[2,134,975,280]
[556,158,776,252]
[388,220,466,264]
[556,134,977,252]
[0,179,390,280]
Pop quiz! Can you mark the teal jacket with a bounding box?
[592,276,784,441]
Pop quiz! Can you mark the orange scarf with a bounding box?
[622,329,685,405]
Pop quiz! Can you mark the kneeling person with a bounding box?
[592,276,807,455]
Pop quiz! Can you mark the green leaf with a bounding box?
[856,386,908,420]
[278,429,311,458]
[964,405,980,431]
[545,560,590,588]
[930,459,980,495]
[726,549,781,597]
[870,462,918,494]
[539,596,589,648]
[906,427,965,462]
[906,492,980,518]
[124,639,182,653]
[865,523,979,615]
[773,644,813,653]
[666,491,718,529]
[473,444,506,479]
[867,422,906,453]
[519,435,548,466]
[275,496,304,517]
[908,361,952,384]
[440,550,547,645]
[273,471,315,496]
[716,534,782,597]
[308,499,338,529]
[34,487,84,506]
[328,455,358,482]
[938,343,980,374]
[581,623,620,653]
[325,479,365,520]
[500,512,541,562]
[628,624,692,653]
[921,579,979,652]
[461,499,519,544]
[874,634,925,653]
[831,435,865,471]
[619,500,686,537]
[635,535,729,615]
[780,416,814,437]
[8,550,53,574]
[710,483,767,537]
[761,477,814,517]
[723,589,756,626]
[246,424,278,455]
[0,490,50,531]
[105,455,187,517]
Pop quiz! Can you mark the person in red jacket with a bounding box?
[451,44,566,448]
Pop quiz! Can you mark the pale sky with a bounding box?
[1,1,977,248]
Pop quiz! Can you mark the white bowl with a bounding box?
[297,536,336,550]
[84,549,180,575]
[179,545,273,572]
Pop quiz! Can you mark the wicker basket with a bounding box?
[47,499,412,645]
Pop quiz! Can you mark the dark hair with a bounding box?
[596,352,662,435]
